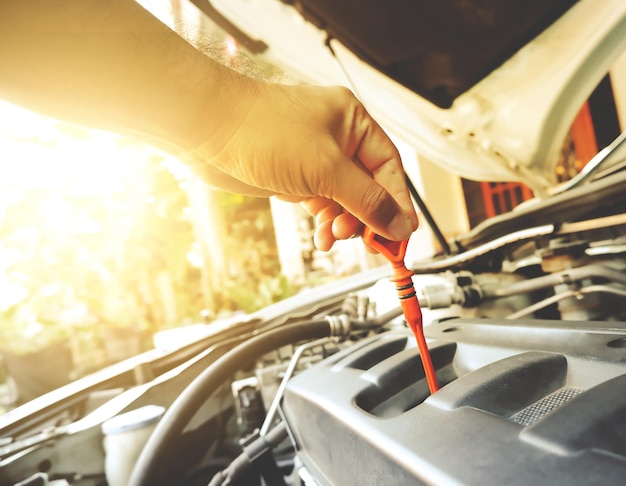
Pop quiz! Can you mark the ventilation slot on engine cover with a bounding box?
[510,387,584,426]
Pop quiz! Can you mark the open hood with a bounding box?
[200,0,626,192]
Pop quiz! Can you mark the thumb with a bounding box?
[332,162,414,241]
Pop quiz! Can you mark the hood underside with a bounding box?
[202,0,626,192]
[283,0,580,109]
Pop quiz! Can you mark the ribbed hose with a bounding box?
[128,320,333,486]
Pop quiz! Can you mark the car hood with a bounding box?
[198,0,626,193]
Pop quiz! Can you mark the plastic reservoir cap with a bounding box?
[102,405,165,435]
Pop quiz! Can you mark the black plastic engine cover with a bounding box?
[283,319,626,485]
[287,0,578,108]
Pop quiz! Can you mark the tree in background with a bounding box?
[0,126,204,375]
[0,112,291,396]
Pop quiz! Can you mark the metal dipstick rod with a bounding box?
[363,228,439,394]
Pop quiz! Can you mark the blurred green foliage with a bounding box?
[0,130,292,361]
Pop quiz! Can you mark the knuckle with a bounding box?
[331,85,355,100]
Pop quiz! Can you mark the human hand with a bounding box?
[187,79,418,251]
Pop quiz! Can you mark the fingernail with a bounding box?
[388,214,412,240]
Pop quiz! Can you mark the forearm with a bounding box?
[0,0,248,154]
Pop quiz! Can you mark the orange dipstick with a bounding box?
[363,228,439,394]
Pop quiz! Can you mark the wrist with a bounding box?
[137,61,254,156]
[177,70,263,165]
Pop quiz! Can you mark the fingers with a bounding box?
[329,154,414,242]
[313,219,334,252]
[302,99,419,250]
[318,89,417,243]
[310,199,341,251]
[302,198,341,251]
[332,212,363,240]
[302,198,363,251]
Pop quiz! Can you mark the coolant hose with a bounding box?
[128,320,333,486]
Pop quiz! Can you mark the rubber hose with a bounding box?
[129,320,332,486]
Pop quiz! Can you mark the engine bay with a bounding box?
[0,164,624,485]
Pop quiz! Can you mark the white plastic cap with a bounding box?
[102,405,165,435]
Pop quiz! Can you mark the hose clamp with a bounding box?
[326,314,351,337]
